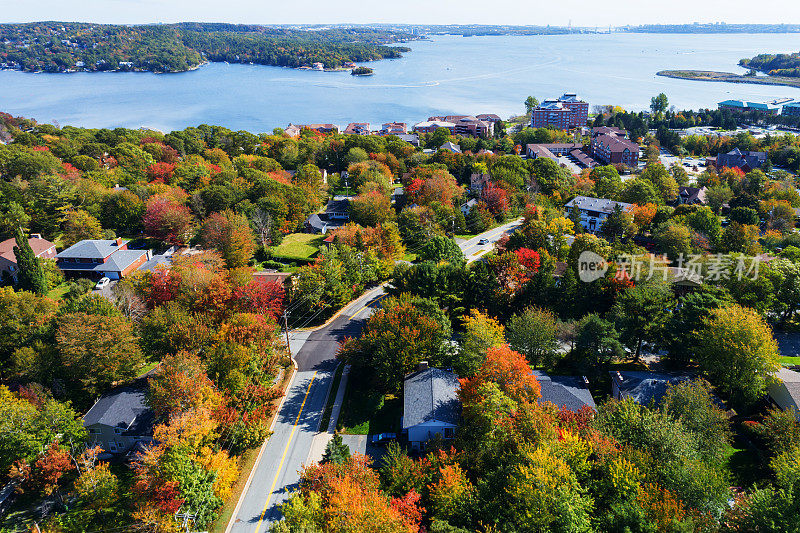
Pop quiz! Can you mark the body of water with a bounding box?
[3,33,800,133]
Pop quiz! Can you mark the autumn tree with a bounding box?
[200,210,255,268]
[61,209,104,247]
[456,310,505,377]
[696,305,780,407]
[143,193,193,243]
[338,294,452,392]
[350,190,394,227]
[56,313,145,400]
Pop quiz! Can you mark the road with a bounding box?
[226,218,522,532]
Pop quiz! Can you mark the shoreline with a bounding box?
[657,69,800,89]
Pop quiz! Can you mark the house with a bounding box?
[531,93,589,130]
[592,126,627,138]
[381,122,407,135]
[402,363,461,451]
[563,196,633,233]
[344,123,371,135]
[395,133,420,147]
[767,367,800,421]
[83,380,154,455]
[305,124,340,134]
[591,134,640,167]
[469,173,490,194]
[526,142,583,160]
[252,271,294,292]
[460,198,478,216]
[413,120,456,135]
[0,233,57,283]
[610,370,690,406]
[284,124,303,137]
[305,197,351,234]
[439,141,462,154]
[673,186,708,206]
[56,238,150,280]
[532,371,597,412]
[713,148,767,172]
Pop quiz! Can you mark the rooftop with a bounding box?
[57,238,129,260]
[610,370,691,406]
[564,196,633,214]
[83,380,154,436]
[533,371,597,411]
[403,367,461,429]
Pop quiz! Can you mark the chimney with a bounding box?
[115,237,123,246]
[417,361,429,372]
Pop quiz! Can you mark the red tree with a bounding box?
[143,194,193,243]
[146,162,176,183]
[232,279,285,321]
[481,182,510,216]
[514,248,541,272]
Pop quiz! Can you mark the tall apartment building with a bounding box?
[531,93,589,129]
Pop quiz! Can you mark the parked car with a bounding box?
[370,433,396,446]
[478,238,490,245]
[94,277,111,290]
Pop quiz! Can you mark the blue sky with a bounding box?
[0,0,798,27]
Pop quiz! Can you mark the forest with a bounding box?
[1,102,800,531]
[0,22,413,73]
[740,51,800,78]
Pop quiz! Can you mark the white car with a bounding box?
[94,277,111,290]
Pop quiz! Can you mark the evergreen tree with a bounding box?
[13,227,48,295]
[321,432,351,465]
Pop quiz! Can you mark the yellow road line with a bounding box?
[255,370,317,532]
[351,293,387,317]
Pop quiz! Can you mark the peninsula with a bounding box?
[657,69,800,89]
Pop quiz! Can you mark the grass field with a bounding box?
[45,283,70,301]
[780,356,800,367]
[337,374,401,435]
[271,233,323,262]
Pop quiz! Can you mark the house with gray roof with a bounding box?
[56,238,150,280]
[563,196,633,233]
[714,148,767,172]
[439,141,462,154]
[304,197,351,234]
[768,367,800,421]
[532,371,597,412]
[402,363,460,451]
[610,370,690,406]
[83,380,154,455]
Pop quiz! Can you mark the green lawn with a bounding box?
[337,375,401,435]
[271,233,323,262]
[45,283,70,301]
[780,356,800,367]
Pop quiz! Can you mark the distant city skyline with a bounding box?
[1,0,799,28]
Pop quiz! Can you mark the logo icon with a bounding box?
[578,251,608,282]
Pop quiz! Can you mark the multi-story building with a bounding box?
[783,102,800,117]
[381,122,407,135]
[563,196,633,233]
[591,134,640,167]
[531,93,588,129]
[413,120,456,134]
[343,123,371,135]
[453,116,493,137]
[718,100,780,115]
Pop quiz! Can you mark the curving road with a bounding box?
[226,218,522,533]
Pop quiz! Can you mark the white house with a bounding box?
[563,196,633,233]
[402,363,460,451]
[768,368,800,421]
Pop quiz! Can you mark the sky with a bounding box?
[1,0,799,28]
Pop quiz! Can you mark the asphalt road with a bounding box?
[226,218,523,532]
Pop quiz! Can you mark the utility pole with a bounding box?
[174,511,196,533]
[283,310,292,360]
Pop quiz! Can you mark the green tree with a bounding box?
[13,226,49,295]
[321,432,351,465]
[696,305,780,407]
[525,96,539,115]
[61,209,104,247]
[665,287,733,368]
[506,306,560,369]
[650,93,669,116]
[652,220,692,261]
[572,314,625,376]
[611,280,674,361]
[418,235,465,266]
[456,310,505,377]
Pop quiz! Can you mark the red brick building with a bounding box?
[531,93,589,130]
[591,134,640,167]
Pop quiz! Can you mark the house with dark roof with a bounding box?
[56,238,149,280]
[343,122,371,135]
[0,233,56,283]
[395,133,420,147]
[402,363,461,451]
[673,186,708,206]
[439,141,462,154]
[610,370,690,406]
[305,197,351,234]
[563,196,633,233]
[533,371,597,411]
[83,380,154,454]
[713,148,767,172]
[767,368,800,421]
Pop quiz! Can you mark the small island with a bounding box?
[351,66,374,76]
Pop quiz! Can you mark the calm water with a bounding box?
[3,33,800,133]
